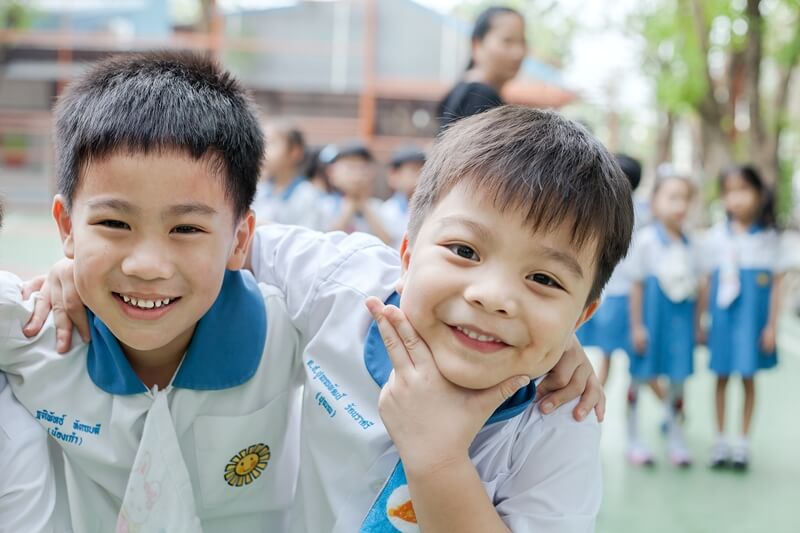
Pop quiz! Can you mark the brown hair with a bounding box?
[408,105,634,303]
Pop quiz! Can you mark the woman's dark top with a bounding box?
[437,81,504,133]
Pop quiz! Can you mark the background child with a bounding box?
[381,145,426,249]
[577,154,665,405]
[628,173,699,467]
[0,202,56,533]
[701,164,785,470]
[322,141,392,243]
[251,120,324,229]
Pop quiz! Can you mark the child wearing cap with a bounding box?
[381,146,426,249]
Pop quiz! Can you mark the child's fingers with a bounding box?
[21,275,46,300]
[23,288,52,338]
[474,375,530,419]
[382,305,432,369]
[365,298,414,374]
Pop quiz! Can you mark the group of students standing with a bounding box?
[577,159,789,471]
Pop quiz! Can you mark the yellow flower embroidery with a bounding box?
[224,443,270,487]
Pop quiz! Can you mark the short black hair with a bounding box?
[615,154,642,191]
[408,106,634,303]
[54,51,264,219]
[330,141,373,163]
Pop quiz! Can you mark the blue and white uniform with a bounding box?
[627,224,700,382]
[252,176,325,230]
[0,373,56,533]
[320,194,388,235]
[0,270,303,533]
[577,205,649,356]
[251,225,602,533]
[702,223,784,377]
[576,258,634,356]
[380,193,410,249]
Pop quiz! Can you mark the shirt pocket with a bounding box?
[192,390,297,518]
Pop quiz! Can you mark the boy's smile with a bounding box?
[53,150,253,381]
[398,183,600,390]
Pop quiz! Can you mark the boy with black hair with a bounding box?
[0,53,303,532]
[323,141,393,243]
[381,145,426,248]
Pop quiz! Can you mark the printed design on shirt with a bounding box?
[224,443,270,487]
[757,272,771,286]
[386,484,419,532]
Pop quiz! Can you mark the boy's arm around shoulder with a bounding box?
[247,224,400,335]
[497,400,601,533]
[0,271,63,375]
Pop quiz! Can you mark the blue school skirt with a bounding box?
[708,269,777,377]
[628,277,695,382]
[577,294,631,356]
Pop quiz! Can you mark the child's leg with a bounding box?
[730,377,756,470]
[741,377,755,436]
[598,354,611,386]
[715,376,729,433]
[626,379,654,465]
[648,378,666,401]
[710,375,731,468]
[666,381,691,466]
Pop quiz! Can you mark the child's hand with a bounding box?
[536,335,606,422]
[21,258,88,353]
[365,297,529,474]
[632,324,648,355]
[760,324,776,353]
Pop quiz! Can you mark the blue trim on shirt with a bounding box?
[654,221,688,245]
[264,175,306,201]
[363,292,536,425]
[391,193,409,214]
[87,270,267,395]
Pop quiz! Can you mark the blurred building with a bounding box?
[0,0,576,205]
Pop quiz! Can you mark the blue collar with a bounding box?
[726,220,763,235]
[87,270,268,395]
[363,293,536,425]
[391,193,409,214]
[265,175,306,201]
[654,221,688,245]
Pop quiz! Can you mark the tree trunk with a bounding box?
[655,109,675,165]
[745,0,770,182]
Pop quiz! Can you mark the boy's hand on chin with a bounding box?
[365,297,529,474]
[21,258,88,353]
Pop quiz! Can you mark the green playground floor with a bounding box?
[1,206,799,533]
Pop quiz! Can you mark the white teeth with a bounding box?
[118,294,172,309]
[456,326,500,343]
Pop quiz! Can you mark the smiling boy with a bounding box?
[240,106,633,531]
[0,53,303,532]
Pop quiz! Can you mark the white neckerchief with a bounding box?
[655,240,697,303]
[116,385,202,532]
[717,227,741,308]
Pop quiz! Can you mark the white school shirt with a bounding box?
[0,374,56,533]
[699,222,786,274]
[0,270,303,533]
[252,177,326,230]
[379,193,410,249]
[251,225,602,533]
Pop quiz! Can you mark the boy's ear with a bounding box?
[226,210,256,270]
[52,195,75,259]
[395,233,412,294]
[574,298,600,330]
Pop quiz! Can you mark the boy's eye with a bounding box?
[447,244,479,261]
[98,220,130,230]
[528,273,562,289]
[171,225,203,234]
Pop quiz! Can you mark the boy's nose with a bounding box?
[121,242,175,280]
[464,277,519,317]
